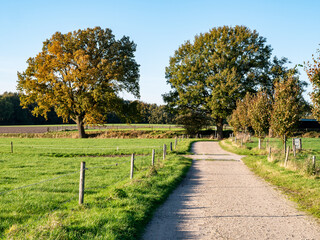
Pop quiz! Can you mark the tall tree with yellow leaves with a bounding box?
[17,27,140,138]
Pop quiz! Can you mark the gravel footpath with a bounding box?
[142,141,320,239]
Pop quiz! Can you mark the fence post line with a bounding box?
[152,149,155,166]
[11,141,13,153]
[130,153,135,179]
[79,161,86,205]
[163,144,167,160]
[170,142,173,151]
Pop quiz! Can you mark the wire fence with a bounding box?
[230,134,320,175]
[0,141,169,155]
[0,137,185,237]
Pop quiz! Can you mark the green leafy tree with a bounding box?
[248,91,272,148]
[175,110,212,135]
[305,48,320,120]
[0,93,14,123]
[236,92,253,133]
[17,27,140,138]
[228,107,241,134]
[164,25,272,139]
[270,72,305,152]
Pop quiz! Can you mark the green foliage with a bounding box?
[137,102,174,124]
[17,27,140,138]
[228,108,241,134]
[248,91,272,138]
[175,110,212,135]
[164,25,273,139]
[270,72,305,142]
[235,92,253,132]
[305,48,320,121]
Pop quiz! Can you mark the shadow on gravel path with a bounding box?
[142,141,320,240]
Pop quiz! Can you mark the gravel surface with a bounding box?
[142,141,320,240]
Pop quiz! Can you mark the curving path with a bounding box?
[142,141,320,239]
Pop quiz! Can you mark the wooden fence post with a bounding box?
[174,137,177,149]
[163,144,166,160]
[79,161,86,205]
[284,146,290,167]
[312,156,316,172]
[170,142,173,151]
[152,149,155,166]
[269,147,271,158]
[11,141,13,153]
[258,138,261,149]
[130,153,135,179]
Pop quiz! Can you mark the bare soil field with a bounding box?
[0,126,50,133]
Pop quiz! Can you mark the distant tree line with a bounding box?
[0,92,64,125]
[0,92,174,125]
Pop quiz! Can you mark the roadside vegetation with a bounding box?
[0,137,193,239]
[220,137,320,219]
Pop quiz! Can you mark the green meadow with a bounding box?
[0,137,193,239]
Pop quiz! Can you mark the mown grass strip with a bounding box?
[220,139,320,219]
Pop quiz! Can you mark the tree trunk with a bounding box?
[258,138,261,149]
[76,115,86,138]
[216,118,224,140]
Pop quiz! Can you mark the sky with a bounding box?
[0,0,319,104]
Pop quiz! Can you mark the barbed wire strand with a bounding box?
[0,170,80,196]
[85,171,131,191]
[86,159,131,170]
[9,145,163,150]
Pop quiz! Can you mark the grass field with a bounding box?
[221,137,320,220]
[0,137,193,239]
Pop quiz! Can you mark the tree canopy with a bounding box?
[163,25,277,139]
[270,72,305,145]
[17,27,140,138]
[305,48,320,120]
[248,91,271,139]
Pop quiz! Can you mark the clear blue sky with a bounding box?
[0,0,319,104]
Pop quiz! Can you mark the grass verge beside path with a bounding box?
[220,139,320,219]
[1,139,193,239]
